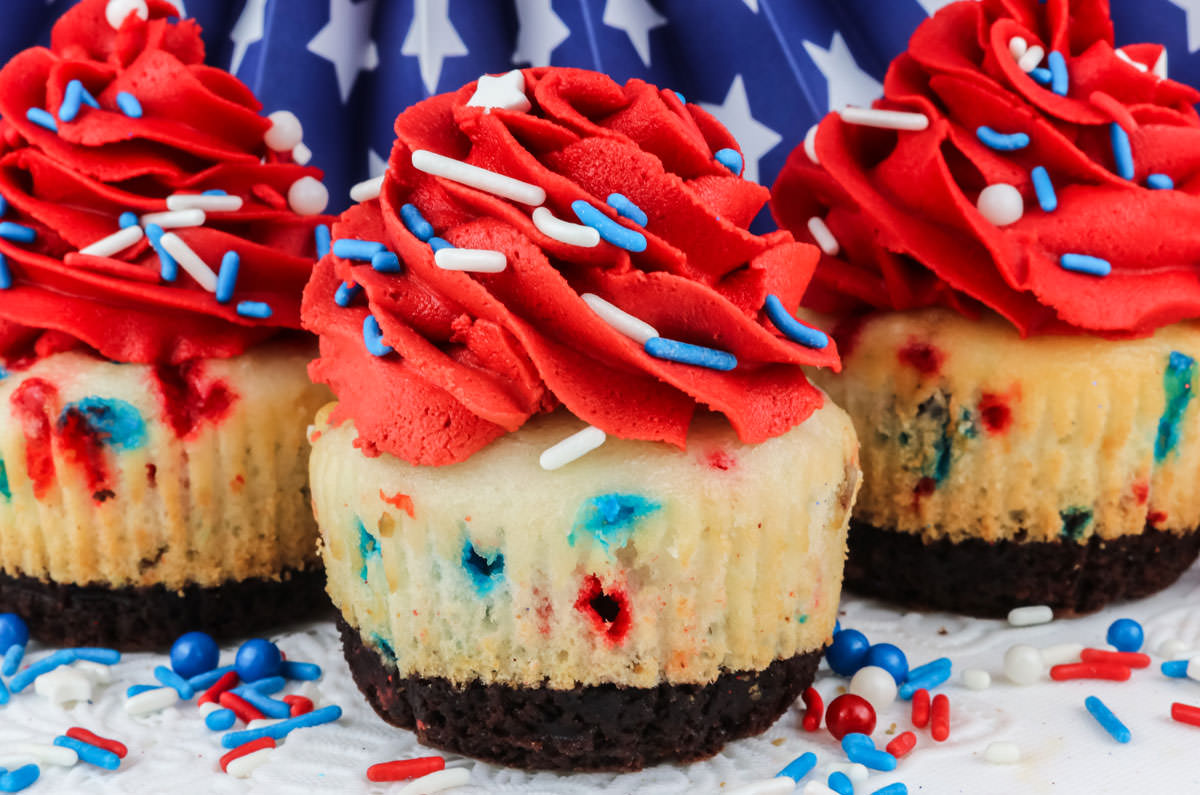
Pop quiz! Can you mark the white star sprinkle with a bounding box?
[803,32,883,112]
[512,0,571,66]
[467,70,532,113]
[698,74,781,184]
[307,0,380,103]
[401,0,468,94]
[603,0,667,67]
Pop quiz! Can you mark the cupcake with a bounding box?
[0,0,332,647]
[304,67,859,770]
[771,0,1200,615]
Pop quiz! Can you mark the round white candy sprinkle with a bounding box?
[395,767,472,795]
[806,216,840,256]
[849,664,898,707]
[726,777,795,795]
[803,124,820,164]
[1017,44,1045,72]
[976,183,1024,226]
[1186,657,1200,682]
[292,141,313,166]
[226,747,274,778]
[581,293,658,344]
[125,686,180,716]
[34,667,91,705]
[1007,605,1053,627]
[985,741,1021,764]
[1159,639,1195,660]
[1008,36,1028,60]
[962,668,991,690]
[1004,644,1045,685]
[264,110,303,152]
[350,175,384,203]
[839,106,930,131]
[287,176,329,215]
[540,425,606,471]
[823,763,869,783]
[1040,643,1084,667]
[106,0,148,29]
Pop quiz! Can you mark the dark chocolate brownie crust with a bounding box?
[846,521,1200,617]
[338,617,821,771]
[0,567,330,650]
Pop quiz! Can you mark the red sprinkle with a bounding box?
[1050,662,1132,681]
[801,687,823,732]
[886,730,916,758]
[1172,702,1200,728]
[911,688,931,729]
[283,695,314,717]
[219,691,265,722]
[65,728,127,759]
[1080,649,1151,669]
[366,756,446,782]
[930,694,950,742]
[220,737,276,772]
[198,671,240,706]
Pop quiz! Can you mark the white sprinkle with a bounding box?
[976,183,1024,226]
[1159,639,1195,659]
[395,767,472,795]
[166,193,244,212]
[581,293,658,344]
[73,660,113,684]
[0,743,78,768]
[1186,657,1200,682]
[849,664,897,707]
[539,425,606,470]
[806,216,840,256]
[1007,605,1053,626]
[245,718,284,731]
[1040,642,1084,667]
[985,741,1021,764]
[1115,48,1149,72]
[466,69,532,113]
[80,224,143,257]
[1004,644,1045,685]
[839,106,930,131]
[159,232,218,291]
[802,781,838,795]
[34,666,92,705]
[287,176,329,215]
[434,248,507,273]
[822,763,868,783]
[803,124,819,164]
[105,0,148,30]
[125,686,179,716]
[264,110,303,152]
[226,747,274,778]
[1017,44,1045,73]
[532,206,600,248]
[1008,36,1028,60]
[292,141,313,166]
[962,668,991,690]
[411,149,546,206]
[726,777,795,795]
[198,701,222,717]
[140,209,205,229]
[350,175,384,203]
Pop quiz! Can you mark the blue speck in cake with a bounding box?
[1059,506,1094,541]
[370,633,395,661]
[59,396,146,449]
[0,460,8,500]
[356,518,379,582]
[1156,351,1196,462]
[461,540,505,595]
[570,493,662,551]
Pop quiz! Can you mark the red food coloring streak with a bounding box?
[911,476,937,510]
[911,688,931,728]
[230,474,245,493]
[219,737,275,772]
[57,404,110,499]
[801,686,823,731]
[153,361,236,439]
[533,587,553,636]
[574,574,631,645]
[10,378,58,498]
[380,489,415,518]
[897,341,944,375]
[219,691,265,722]
[198,670,239,706]
[145,463,157,487]
[886,730,916,758]
[930,694,950,741]
[1131,480,1149,505]
[1049,662,1131,681]
[282,694,313,716]
[65,727,127,758]
[1172,702,1200,728]
[1080,649,1151,669]
[1149,510,1168,526]
[366,756,445,782]
[978,393,1013,435]
[706,450,736,471]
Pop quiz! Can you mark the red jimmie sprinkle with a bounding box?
[1050,662,1132,681]
[65,727,127,758]
[366,756,446,783]
[930,694,950,742]
[911,688,931,729]
[198,671,239,706]
[886,730,917,758]
[801,687,823,732]
[1080,649,1151,669]
[1172,702,1200,728]
[219,691,265,722]
[219,737,276,772]
[283,694,313,717]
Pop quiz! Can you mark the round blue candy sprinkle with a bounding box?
[170,631,219,679]
[0,613,28,652]
[866,642,909,684]
[825,628,870,676]
[714,148,743,175]
[235,638,282,682]
[1106,618,1143,653]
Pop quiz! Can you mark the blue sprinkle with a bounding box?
[849,747,897,772]
[975,126,1030,151]
[842,732,874,755]
[188,665,236,690]
[118,212,139,229]
[870,785,908,795]
[0,677,7,705]
[205,707,237,731]
[9,649,77,692]
[126,684,158,697]
[0,253,10,290]
[1047,50,1069,96]
[1059,253,1111,277]
[764,294,829,349]
[371,250,401,273]
[400,203,435,241]
[219,704,342,748]
[906,657,951,682]
[461,540,505,595]
[2,643,23,677]
[1109,123,1134,180]
[79,85,100,110]
[363,315,392,357]
[1030,67,1053,85]
[25,107,57,132]
[673,90,686,104]
[59,79,85,123]
[236,301,272,318]
[645,336,736,371]
[203,189,227,196]
[0,222,36,244]
[116,91,142,118]
[1085,695,1131,743]
[776,751,817,782]
[571,200,647,252]
[0,194,7,216]
[145,224,177,281]
[240,675,286,695]
[237,687,292,719]
[281,660,321,681]
[428,236,453,252]
[1162,659,1188,678]
[606,193,648,226]
[356,517,379,581]
[0,764,39,792]
[153,665,195,699]
[899,663,952,699]
[332,238,386,261]
[1031,166,1057,212]
[71,647,120,665]
[59,398,146,450]
[53,735,120,770]
[215,251,239,304]
[1147,173,1174,190]
[314,224,331,258]
[714,147,743,175]
[828,771,854,795]
[333,281,361,307]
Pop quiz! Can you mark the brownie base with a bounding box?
[0,567,331,650]
[338,617,820,771]
[846,521,1200,617]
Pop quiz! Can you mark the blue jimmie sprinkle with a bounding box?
[870,785,908,795]
[363,315,392,356]
[428,236,453,252]
[764,294,829,349]
[126,684,158,697]
[59,79,85,122]
[1147,173,1174,190]
[153,665,195,699]
[205,708,237,731]
[400,203,434,241]
[1047,50,1069,96]
[371,250,401,273]
[332,238,386,261]
[53,735,120,769]
[1030,67,1052,85]
[72,647,120,665]
[0,253,11,290]
[975,126,1030,151]
[645,336,737,371]
[606,193,648,226]
[1031,166,1057,212]
[777,751,817,782]
[1085,695,1131,743]
[145,224,177,281]
[673,90,686,104]
[1109,123,1135,180]
[26,107,57,132]
[1059,253,1111,277]
[79,85,99,110]
[850,748,898,772]
[899,664,952,699]
[333,281,361,307]
[0,764,39,792]
[203,189,227,196]
[829,772,854,795]
[314,224,331,258]
[0,194,7,216]
[215,251,239,304]
[1162,659,1188,678]
[237,687,292,719]
[0,677,7,705]
[714,147,743,175]
[9,649,77,692]
[116,91,142,118]
[236,675,286,695]
[219,704,343,748]
[842,733,873,755]
[236,301,272,318]
[907,657,951,682]
[2,643,23,676]
[188,665,235,690]
[118,212,139,229]
[0,222,36,244]
[280,661,321,681]
[572,200,647,252]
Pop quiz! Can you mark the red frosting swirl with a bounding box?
[0,0,328,365]
[771,0,1200,337]
[303,67,836,466]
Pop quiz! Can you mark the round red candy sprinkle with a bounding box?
[825,693,876,740]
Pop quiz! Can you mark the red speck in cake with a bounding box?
[1149,510,1168,526]
[911,476,937,510]
[153,361,237,439]
[145,463,157,487]
[10,378,58,498]
[575,574,632,645]
[230,474,245,493]
[57,403,110,500]
[533,587,553,636]
[706,450,736,470]
[897,341,944,375]
[1132,480,1150,505]
[380,489,415,518]
[978,393,1013,435]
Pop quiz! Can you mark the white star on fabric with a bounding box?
[512,0,570,66]
[368,148,388,179]
[915,0,957,15]
[741,0,758,11]
[401,0,468,95]
[228,0,268,76]
[803,32,883,112]
[698,75,781,184]
[308,0,380,103]
[468,70,532,113]
[1166,0,1200,52]
[603,0,667,67]
[167,0,184,14]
